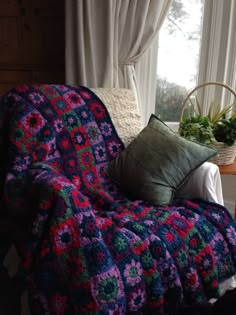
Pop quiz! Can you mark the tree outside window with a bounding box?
[155,0,204,122]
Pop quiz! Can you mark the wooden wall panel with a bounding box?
[0,0,24,64]
[0,0,65,95]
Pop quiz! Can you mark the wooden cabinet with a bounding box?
[0,0,65,95]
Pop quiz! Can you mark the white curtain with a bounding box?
[135,39,159,125]
[197,0,236,113]
[65,0,172,123]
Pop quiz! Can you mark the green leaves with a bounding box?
[207,102,233,124]
[189,97,233,124]
[213,117,236,146]
[179,113,236,146]
[179,115,215,144]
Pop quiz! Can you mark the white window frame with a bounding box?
[135,0,236,126]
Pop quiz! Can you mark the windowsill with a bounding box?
[166,122,179,132]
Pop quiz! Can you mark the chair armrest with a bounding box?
[29,163,91,211]
[25,163,94,240]
[175,162,224,205]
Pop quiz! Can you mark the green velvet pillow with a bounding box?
[107,114,217,205]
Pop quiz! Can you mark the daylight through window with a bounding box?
[155,0,204,122]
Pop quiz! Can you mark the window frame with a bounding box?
[154,0,236,125]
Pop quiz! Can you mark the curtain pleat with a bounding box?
[65,0,172,122]
[197,0,236,113]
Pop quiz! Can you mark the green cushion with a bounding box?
[107,114,217,205]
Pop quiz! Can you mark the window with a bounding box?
[155,0,204,122]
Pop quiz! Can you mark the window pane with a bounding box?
[155,0,204,122]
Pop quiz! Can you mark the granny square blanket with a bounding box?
[0,84,236,315]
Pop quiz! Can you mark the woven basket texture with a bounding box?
[209,142,236,165]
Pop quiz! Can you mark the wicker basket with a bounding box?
[180,81,236,165]
[209,142,236,165]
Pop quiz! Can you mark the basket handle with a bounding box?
[179,81,236,121]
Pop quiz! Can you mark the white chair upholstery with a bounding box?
[176,161,224,205]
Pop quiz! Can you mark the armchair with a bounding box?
[0,84,235,315]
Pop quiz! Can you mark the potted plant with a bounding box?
[179,110,236,146]
[213,116,236,146]
[179,115,215,145]
[178,82,236,165]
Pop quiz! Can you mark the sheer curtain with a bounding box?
[135,39,159,124]
[65,0,172,124]
[197,0,236,113]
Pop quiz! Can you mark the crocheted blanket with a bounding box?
[0,84,236,314]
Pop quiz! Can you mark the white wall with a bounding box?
[221,175,235,217]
